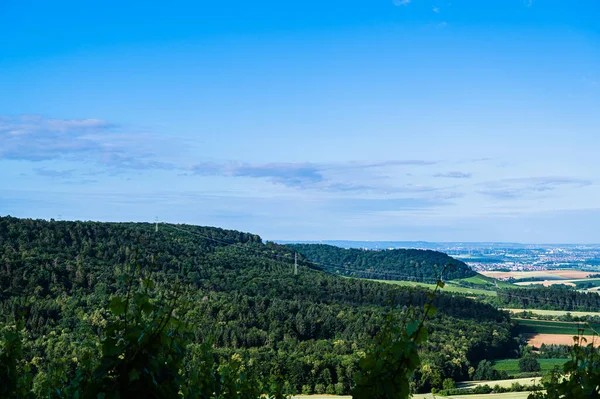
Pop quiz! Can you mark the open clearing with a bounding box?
[367,271,525,296]
[483,271,600,293]
[526,333,600,347]
[515,319,599,335]
[504,308,600,317]
[514,280,576,287]
[493,358,569,375]
[449,393,533,399]
[482,270,594,280]
[513,278,600,288]
[454,274,516,288]
[458,376,541,390]
[294,393,533,399]
[293,396,435,399]
[369,279,497,296]
[294,378,542,398]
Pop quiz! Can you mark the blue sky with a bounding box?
[1,0,599,243]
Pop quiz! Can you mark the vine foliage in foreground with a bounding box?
[352,274,446,399]
[529,332,600,399]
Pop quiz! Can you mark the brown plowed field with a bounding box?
[526,333,600,347]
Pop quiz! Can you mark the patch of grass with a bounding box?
[504,309,600,318]
[448,393,534,399]
[454,273,516,289]
[368,279,497,296]
[457,376,541,390]
[294,393,533,399]
[574,279,600,289]
[515,319,599,335]
[492,359,569,375]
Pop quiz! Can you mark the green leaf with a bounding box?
[143,278,155,289]
[109,296,126,316]
[424,304,438,317]
[141,301,153,314]
[133,292,149,308]
[129,369,141,382]
[406,320,420,337]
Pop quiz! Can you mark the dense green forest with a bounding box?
[0,216,514,397]
[286,243,476,281]
[497,287,600,311]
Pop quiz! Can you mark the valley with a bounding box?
[1,216,599,398]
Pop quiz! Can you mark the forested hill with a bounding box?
[0,216,512,395]
[286,243,475,281]
[497,286,600,311]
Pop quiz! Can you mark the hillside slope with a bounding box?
[0,216,512,394]
[287,243,476,282]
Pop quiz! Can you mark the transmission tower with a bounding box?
[294,253,298,275]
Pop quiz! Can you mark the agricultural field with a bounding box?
[482,270,600,293]
[493,358,569,375]
[513,279,600,288]
[294,393,534,399]
[448,393,533,399]
[482,270,593,280]
[504,309,600,318]
[293,395,434,399]
[368,271,524,296]
[527,334,599,347]
[457,377,541,390]
[370,279,497,296]
[514,319,600,347]
[454,274,516,289]
[515,319,598,335]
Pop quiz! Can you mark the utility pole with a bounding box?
[294,252,298,275]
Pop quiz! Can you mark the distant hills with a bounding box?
[278,240,600,250]
[286,243,476,282]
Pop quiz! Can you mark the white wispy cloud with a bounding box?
[477,177,593,200]
[434,171,472,179]
[189,160,439,193]
[0,115,175,170]
[393,0,411,6]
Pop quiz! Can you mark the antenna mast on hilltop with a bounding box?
[155,216,159,232]
[294,253,298,275]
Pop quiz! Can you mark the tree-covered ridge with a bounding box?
[0,216,513,396]
[286,243,476,282]
[497,286,600,311]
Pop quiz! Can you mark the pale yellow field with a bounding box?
[526,333,599,347]
[482,270,593,280]
[293,395,437,399]
[294,396,352,399]
[514,280,576,287]
[449,393,534,399]
[293,378,543,399]
[458,376,541,389]
[504,308,600,317]
[513,279,600,287]
[294,392,533,399]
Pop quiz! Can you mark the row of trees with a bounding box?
[496,287,600,311]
